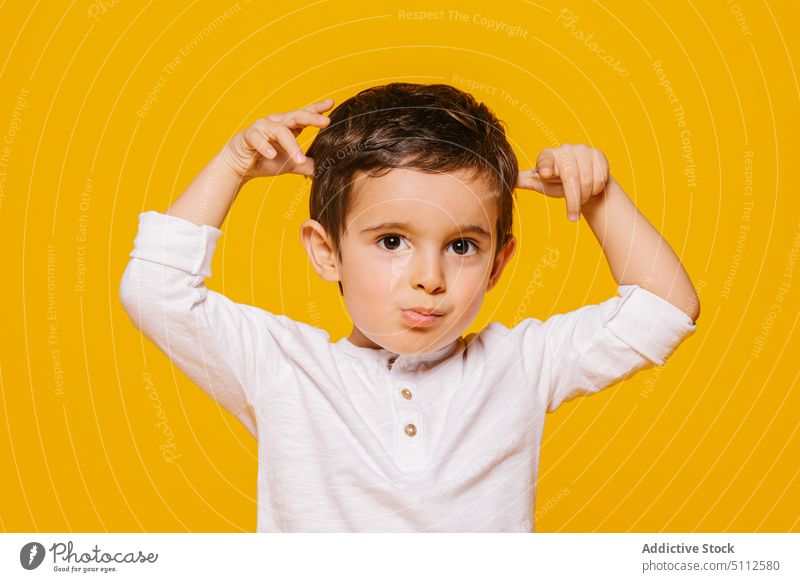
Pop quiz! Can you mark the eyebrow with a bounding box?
[360,221,492,239]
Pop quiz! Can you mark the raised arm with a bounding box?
[517,144,700,323]
[580,173,699,323]
[165,150,246,229]
[119,100,334,435]
[167,98,334,227]
[515,144,699,412]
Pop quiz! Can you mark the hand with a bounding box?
[220,98,335,182]
[516,144,610,221]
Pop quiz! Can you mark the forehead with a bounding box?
[345,168,499,233]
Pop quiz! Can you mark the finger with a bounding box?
[293,156,316,177]
[516,168,543,190]
[264,99,334,123]
[557,148,582,221]
[576,147,595,201]
[303,98,335,114]
[268,108,332,141]
[243,126,277,159]
[591,150,605,195]
[536,148,557,177]
[258,120,306,164]
[597,150,610,188]
[270,124,307,164]
[266,109,331,130]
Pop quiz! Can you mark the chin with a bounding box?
[361,323,459,355]
[397,334,449,354]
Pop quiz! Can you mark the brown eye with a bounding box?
[448,239,478,256]
[377,235,408,252]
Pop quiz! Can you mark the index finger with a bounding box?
[264,99,335,127]
[304,98,335,114]
[516,168,543,191]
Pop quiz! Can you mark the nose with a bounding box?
[410,247,445,294]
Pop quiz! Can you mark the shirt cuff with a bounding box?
[129,210,223,277]
[602,284,697,366]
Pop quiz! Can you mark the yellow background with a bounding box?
[1,0,797,532]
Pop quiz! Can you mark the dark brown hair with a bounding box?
[304,82,518,293]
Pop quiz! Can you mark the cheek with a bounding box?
[446,261,491,313]
[340,248,395,312]
[447,256,492,287]
[357,250,414,295]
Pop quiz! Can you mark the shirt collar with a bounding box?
[335,335,464,370]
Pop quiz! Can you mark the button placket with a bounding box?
[387,358,425,470]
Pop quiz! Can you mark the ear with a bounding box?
[300,219,340,284]
[486,235,516,292]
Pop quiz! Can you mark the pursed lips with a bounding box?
[403,306,444,316]
[401,308,444,327]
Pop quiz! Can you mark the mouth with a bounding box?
[401,308,444,328]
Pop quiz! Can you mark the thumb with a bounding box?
[293,156,316,177]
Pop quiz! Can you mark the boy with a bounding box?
[119,83,699,532]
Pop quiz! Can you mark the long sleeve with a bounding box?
[118,210,293,437]
[517,284,697,413]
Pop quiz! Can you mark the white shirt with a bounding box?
[119,210,697,532]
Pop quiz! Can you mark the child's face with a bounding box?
[334,167,516,355]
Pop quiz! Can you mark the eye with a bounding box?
[447,239,479,256]
[377,234,410,252]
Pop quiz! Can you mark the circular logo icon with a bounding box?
[20,542,46,570]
